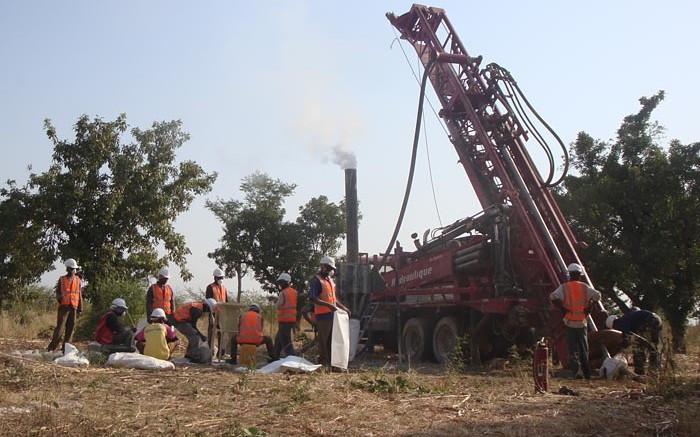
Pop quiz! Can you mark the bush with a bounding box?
[75,277,148,340]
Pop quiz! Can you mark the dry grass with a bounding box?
[0,334,698,437]
[0,317,698,436]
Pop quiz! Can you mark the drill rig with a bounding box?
[345,4,606,366]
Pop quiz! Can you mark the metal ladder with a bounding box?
[358,301,380,341]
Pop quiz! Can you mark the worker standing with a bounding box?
[228,303,275,365]
[172,298,217,363]
[135,308,180,360]
[549,263,601,379]
[146,267,175,325]
[606,309,662,374]
[47,258,83,352]
[273,272,297,359]
[93,298,136,353]
[205,267,228,354]
[308,256,351,369]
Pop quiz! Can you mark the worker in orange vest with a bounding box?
[172,298,218,363]
[205,267,228,355]
[47,258,83,352]
[146,267,176,325]
[272,272,297,358]
[228,303,275,365]
[549,263,601,379]
[308,256,350,368]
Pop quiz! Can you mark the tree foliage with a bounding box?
[558,91,700,351]
[1,114,216,308]
[207,172,347,299]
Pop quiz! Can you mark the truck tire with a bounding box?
[433,316,460,364]
[402,317,431,362]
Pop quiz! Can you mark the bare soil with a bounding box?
[0,337,698,436]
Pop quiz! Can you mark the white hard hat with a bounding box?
[158,267,170,278]
[320,256,336,269]
[606,315,617,329]
[567,263,583,274]
[151,308,167,320]
[205,298,218,311]
[249,303,260,312]
[277,272,292,283]
[111,298,128,310]
[64,258,79,269]
[213,267,224,277]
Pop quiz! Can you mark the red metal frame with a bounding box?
[378,4,596,362]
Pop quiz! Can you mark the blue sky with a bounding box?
[1,1,698,296]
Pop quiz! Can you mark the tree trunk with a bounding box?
[236,266,242,303]
[670,321,687,354]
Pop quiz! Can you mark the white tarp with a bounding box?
[331,309,350,370]
[107,352,175,370]
[54,343,89,368]
[256,356,322,374]
[11,349,63,360]
[348,318,360,362]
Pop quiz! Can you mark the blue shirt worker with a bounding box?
[606,309,662,375]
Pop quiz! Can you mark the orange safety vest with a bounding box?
[150,284,174,314]
[59,275,81,308]
[209,282,227,303]
[313,275,336,316]
[562,281,588,322]
[238,311,263,344]
[277,287,297,323]
[94,312,114,344]
[173,302,204,323]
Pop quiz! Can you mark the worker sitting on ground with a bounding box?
[172,298,218,364]
[135,308,180,360]
[606,309,662,375]
[228,303,276,366]
[94,298,136,354]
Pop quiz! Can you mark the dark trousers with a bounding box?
[229,335,275,364]
[273,322,297,358]
[565,326,590,378]
[315,317,333,367]
[175,322,212,364]
[632,318,662,374]
[47,306,77,352]
[101,330,136,354]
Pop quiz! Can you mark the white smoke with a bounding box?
[272,4,362,171]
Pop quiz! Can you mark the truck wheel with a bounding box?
[402,317,430,362]
[433,316,460,364]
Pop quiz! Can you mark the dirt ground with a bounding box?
[0,337,698,437]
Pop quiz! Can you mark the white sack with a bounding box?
[257,356,321,374]
[54,343,89,368]
[599,356,629,379]
[348,319,361,362]
[331,309,350,370]
[107,352,175,370]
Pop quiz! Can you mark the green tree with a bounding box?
[0,182,56,310]
[558,92,700,350]
[21,114,216,308]
[208,172,347,298]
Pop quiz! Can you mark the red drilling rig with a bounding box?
[339,4,608,367]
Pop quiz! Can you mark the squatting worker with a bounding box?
[308,256,351,368]
[273,272,297,359]
[47,258,83,352]
[93,298,135,353]
[135,308,180,360]
[146,267,175,324]
[550,263,601,379]
[228,303,276,365]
